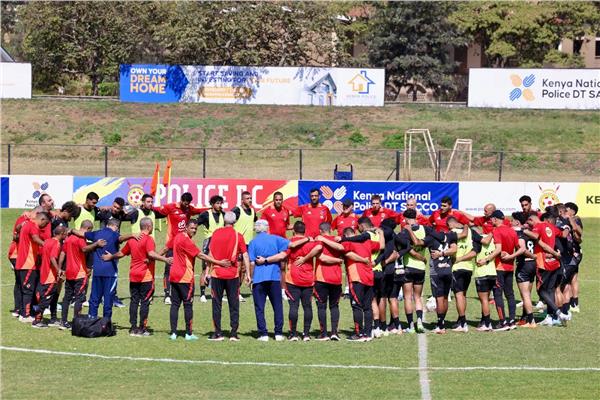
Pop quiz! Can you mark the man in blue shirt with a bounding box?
[73,218,137,320]
[247,219,289,341]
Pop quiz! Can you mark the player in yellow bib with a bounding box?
[196,195,225,302]
[232,191,257,303]
[473,230,501,332]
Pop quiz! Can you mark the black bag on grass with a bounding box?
[72,315,116,338]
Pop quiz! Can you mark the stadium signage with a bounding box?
[119,64,385,106]
[0,63,32,99]
[468,68,600,109]
[298,180,459,215]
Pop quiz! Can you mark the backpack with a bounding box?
[72,315,116,338]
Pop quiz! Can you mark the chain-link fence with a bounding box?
[2,144,599,182]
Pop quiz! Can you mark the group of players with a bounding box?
[8,187,583,342]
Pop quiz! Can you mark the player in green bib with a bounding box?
[447,216,480,333]
[473,230,500,332]
[129,194,165,237]
[72,192,101,229]
[232,191,257,303]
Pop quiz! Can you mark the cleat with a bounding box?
[59,321,72,330]
[113,299,126,308]
[185,334,199,341]
[139,328,151,337]
[31,320,48,328]
[164,296,171,305]
[516,301,523,308]
[274,335,285,342]
[522,322,537,328]
[570,305,580,313]
[329,334,340,341]
[169,333,177,340]
[229,335,240,342]
[476,323,492,332]
[535,301,546,311]
[404,327,415,334]
[200,295,207,303]
[346,334,364,342]
[539,315,553,326]
[208,334,225,341]
[508,320,517,330]
[516,319,528,326]
[416,319,426,334]
[558,312,569,326]
[433,327,447,334]
[362,335,373,342]
[302,334,311,342]
[257,335,269,342]
[494,322,510,332]
[19,316,34,323]
[315,334,330,341]
[373,328,383,338]
[288,334,299,342]
[48,319,61,327]
[129,328,142,337]
[281,289,288,301]
[452,325,468,333]
[239,294,246,303]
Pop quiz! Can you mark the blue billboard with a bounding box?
[298,180,459,215]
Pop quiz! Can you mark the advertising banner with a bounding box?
[468,68,600,109]
[120,64,385,106]
[8,175,73,209]
[459,182,599,218]
[0,63,32,99]
[1,176,8,208]
[298,180,459,215]
[72,177,298,211]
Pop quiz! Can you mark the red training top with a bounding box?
[285,237,320,287]
[121,233,156,283]
[292,204,332,238]
[342,240,380,286]
[532,222,561,271]
[261,206,291,238]
[209,226,247,279]
[315,235,343,285]
[362,207,397,228]
[39,238,61,285]
[492,225,519,271]
[153,202,206,249]
[63,235,88,280]
[429,210,470,233]
[16,221,42,270]
[170,232,200,283]
[331,213,358,236]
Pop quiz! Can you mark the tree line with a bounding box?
[1,1,598,99]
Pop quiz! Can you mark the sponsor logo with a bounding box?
[320,185,347,213]
[348,70,375,94]
[127,184,146,207]
[509,74,535,102]
[537,184,560,211]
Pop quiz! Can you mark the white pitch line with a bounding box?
[418,334,432,400]
[2,346,598,372]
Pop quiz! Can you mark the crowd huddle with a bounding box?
[9,188,583,342]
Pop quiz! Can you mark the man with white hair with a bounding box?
[204,211,250,342]
[247,219,290,341]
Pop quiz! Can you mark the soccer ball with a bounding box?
[425,296,437,312]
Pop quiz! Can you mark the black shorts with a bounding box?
[561,262,579,289]
[452,270,472,293]
[516,261,537,284]
[404,267,425,285]
[373,272,385,301]
[536,268,561,292]
[431,273,452,298]
[475,276,496,293]
[383,274,401,298]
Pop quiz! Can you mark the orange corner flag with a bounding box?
[150,163,160,196]
[163,159,172,188]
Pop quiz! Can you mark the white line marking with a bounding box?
[2,346,598,372]
[418,334,432,400]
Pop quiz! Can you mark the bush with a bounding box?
[97,82,119,96]
[103,131,122,145]
[348,129,368,146]
[63,80,92,96]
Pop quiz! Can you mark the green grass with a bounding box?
[1,210,599,399]
[1,99,599,181]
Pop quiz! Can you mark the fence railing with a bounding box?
[2,143,599,182]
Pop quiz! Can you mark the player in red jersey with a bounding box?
[292,188,332,238]
[331,199,359,235]
[489,210,521,330]
[32,226,68,328]
[341,227,383,342]
[168,220,230,341]
[153,192,206,303]
[285,221,323,341]
[261,191,292,238]
[395,198,430,226]
[314,222,345,341]
[428,196,469,232]
[15,212,50,322]
[59,220,96,329]
[102,217,173,336]
[465,203,511,234]
[524,213,569,326]
[362,194,397,228]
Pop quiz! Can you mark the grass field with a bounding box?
[1,209,599,399]
[1,99,599,181]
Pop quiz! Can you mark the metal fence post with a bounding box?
[436,150,442,181]
[498,151,504,182]
[395,150,400,181]
[202,148,206,178]
[104,146,108,177]
[7,144,11,175]
[299,149,303,180]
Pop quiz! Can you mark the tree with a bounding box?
[367,1,464,101]
[449,1,600,68]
